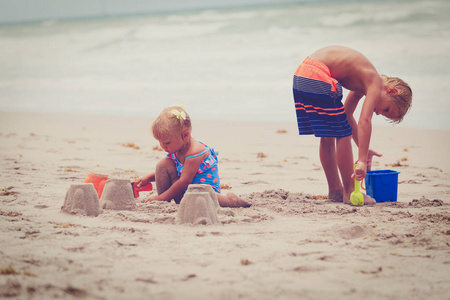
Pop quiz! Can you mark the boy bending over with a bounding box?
[293,45,412,205]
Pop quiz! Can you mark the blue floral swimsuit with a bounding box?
[167,141,221,193]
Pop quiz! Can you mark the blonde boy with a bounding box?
[293,45,412,204]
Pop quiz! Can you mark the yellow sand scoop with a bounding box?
[350,164,364,206]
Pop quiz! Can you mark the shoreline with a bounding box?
[2,109,450,131]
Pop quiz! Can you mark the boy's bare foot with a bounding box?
[219,193,252,208]
[363,194,376,205]
[343,193,376,206]
[343,194,352,205]
[329,190,344,202]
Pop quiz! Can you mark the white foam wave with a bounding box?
[0,0,449,129]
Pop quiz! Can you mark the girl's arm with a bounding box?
[137,172,155,186]
[150,152,208,202]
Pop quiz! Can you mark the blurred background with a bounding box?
[0,0,449,129]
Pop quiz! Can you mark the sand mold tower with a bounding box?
[61,183,101,216]
[99,178,137,210]
[176,184,220,225]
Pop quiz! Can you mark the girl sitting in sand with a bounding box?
[137,105,251,208]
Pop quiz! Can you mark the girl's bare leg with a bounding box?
[155,158,251,207]
[155,157,183,204]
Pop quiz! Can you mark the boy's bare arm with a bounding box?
[344,90,364,146]
[355,83,381,179]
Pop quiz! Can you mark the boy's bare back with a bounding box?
[309,45,381,96]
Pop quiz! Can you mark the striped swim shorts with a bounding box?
[293,57,352,138]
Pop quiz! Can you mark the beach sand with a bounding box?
[0,111,449,299]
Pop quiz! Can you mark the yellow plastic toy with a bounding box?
[350,164,364,206]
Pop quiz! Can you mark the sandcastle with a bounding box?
[176,184,220,225]
[99,178,136,211]
[61,183,101,216]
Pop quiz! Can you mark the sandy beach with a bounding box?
[0,111,449,299]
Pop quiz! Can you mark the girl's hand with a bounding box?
[135,178,146,188]
[145,195,163,203]
[367,149,382,171]
[137,173,155,187]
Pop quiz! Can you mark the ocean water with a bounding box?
[0,0,449,129]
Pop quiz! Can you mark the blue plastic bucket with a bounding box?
[364,169,400,202]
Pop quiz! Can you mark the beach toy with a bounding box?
[176,184,220,225]
[100,178,136,210]
[131,181,153,198]
[84,171,152,199]
[364,169,400,202]
[350,164,364,206]
[83,172,108,198]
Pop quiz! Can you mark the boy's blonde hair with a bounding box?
[381,75,412,123]
[152,105,191,142]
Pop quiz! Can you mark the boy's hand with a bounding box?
[367,149,382,171]
[352,161,367,181]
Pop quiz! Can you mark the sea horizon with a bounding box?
[0,0,449,130]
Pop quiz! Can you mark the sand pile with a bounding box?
[61,183,101,216]
[176,184,220,225]
[99,178,136,211]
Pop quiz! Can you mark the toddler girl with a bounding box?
[137,105,251,207]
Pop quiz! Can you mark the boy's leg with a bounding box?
[336,136,376,205]
[336,136,354,204]
[155,157,183,204]
[320,137,343,202]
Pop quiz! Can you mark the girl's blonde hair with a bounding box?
[152,105,192,142]
[381,75,412,124]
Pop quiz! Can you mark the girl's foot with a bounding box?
[219,193,252,208]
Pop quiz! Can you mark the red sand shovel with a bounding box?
[130,181,153,198]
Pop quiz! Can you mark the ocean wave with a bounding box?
[0,0,449,129]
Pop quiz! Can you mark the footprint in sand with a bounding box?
[242,180,269,185]
[292,265,326,272]
[335,225,370,240]
[409,196,444,207]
